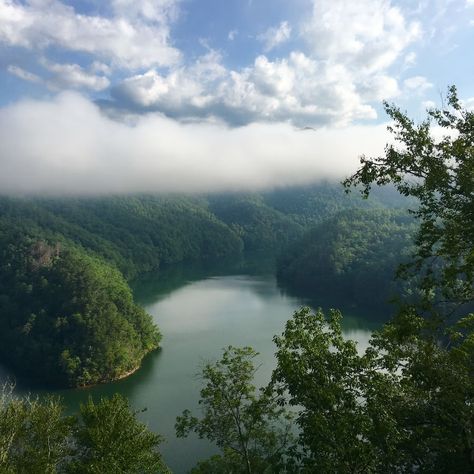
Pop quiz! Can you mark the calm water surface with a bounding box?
[3,258,377,473]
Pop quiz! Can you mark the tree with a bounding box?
[270,90,474,471]
[0,385,73,474]
[344,86,474,312]
[272,307,474,473]
[273,308,387,473]
[369,308,474,472]
[175,346,295,474]
[68,394,169,474]
[0,387,169,473]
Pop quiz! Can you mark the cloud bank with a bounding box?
[0,93,389,196]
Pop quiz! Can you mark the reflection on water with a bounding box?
[0,257,378,473]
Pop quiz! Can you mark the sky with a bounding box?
[0,0,473,195]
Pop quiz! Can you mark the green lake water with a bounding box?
[1,258,379,473]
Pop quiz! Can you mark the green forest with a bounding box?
[277,209,417,311]
[0,181,410,387]
[0,87,473,472]
[0,237,161,387]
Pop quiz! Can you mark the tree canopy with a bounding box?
[0,234,161,387]
[0,388,169,473]
[277,208,416,312]
[344,86,474,312]
[176,346,295,474]
[274,307,474,472]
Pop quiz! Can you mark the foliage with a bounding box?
[0,195,244,279]
[344,85,474,309]
[176,346,295,474]
[0,388,168,473]
[179,309,474,472]
[67,394,169,473]
[369,309,474,472]
[208,194,304,253]
[0,385,73,474]
[272,307,474,473]
[0,233,161,387]
[207,185,406,253]
[277,209,416,311]
[261,181,392,226]
[273,308,382,473]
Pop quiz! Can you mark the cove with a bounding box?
[1,257,378,473]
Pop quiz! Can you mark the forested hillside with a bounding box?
[0,185,406,279]
[0,196,247,387]
[277,209,416,311]
[0,196,243,279]
[0,185,409,387]
[0,233,161,387]
[208,194,304,253]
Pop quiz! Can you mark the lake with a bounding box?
[2,257,378,473]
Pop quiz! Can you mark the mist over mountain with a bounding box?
[0,92,391,196]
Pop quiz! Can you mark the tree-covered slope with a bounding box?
[0,196,244,278]
[208,194,304,253]
[207,184,410,254]
[0,195,249,387]
[0,232,161,387]
[277,209,416,310]
[261,181,411,225]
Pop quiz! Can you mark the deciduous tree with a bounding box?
[344,86,474,312]
[176,346,295,473]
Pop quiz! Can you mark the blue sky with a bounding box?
[0,0,473,194]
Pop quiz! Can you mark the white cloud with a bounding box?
[7,58,110,91]
[228,29,238,41]
[111,0,180,23]
[462,97,474,111]
[41,60,110,91]
[113,51,379,127]
[303,0,421,73]
[422,100,436,109]
[404,75,433,93]
[110,0,420,126]
[7,65,42,83]
[257,21,292,52]
[358,75,400,101]
[0,92,390,195]
[404,51,417,67]
[1,0,427,128]
[0,0,181,69]
[113,50,226,111]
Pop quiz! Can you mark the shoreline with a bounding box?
[77,347,161,390]
[0,346,161,392]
